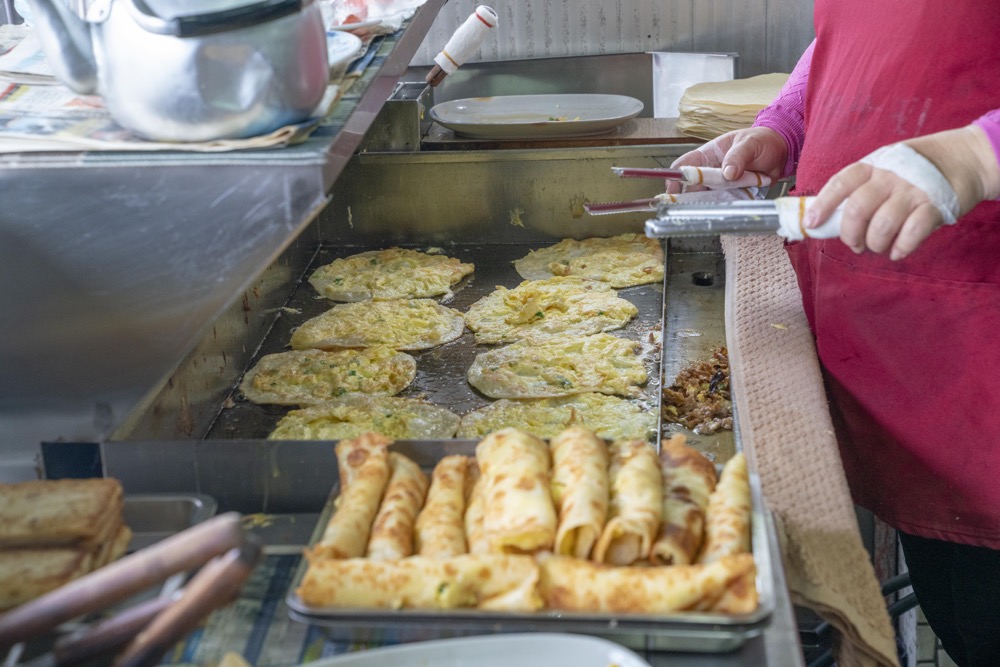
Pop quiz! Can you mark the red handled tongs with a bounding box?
[585,187,763,216]
[612,165,773,189]
[0,513,261,667]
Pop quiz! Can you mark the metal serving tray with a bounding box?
[284,438,775,654]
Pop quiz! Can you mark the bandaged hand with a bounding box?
[666,128,788,194]
[804,126,1000,260]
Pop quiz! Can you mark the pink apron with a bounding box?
[788,1,1000,547]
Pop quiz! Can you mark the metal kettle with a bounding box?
[26,0,330,141]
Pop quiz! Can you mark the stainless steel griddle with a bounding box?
[207,242,666,440]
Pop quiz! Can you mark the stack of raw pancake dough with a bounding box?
[297,427,756,615]
[677,73,789,141]
[0,478,131,610]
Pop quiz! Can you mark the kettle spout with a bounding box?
[25,0,98,94]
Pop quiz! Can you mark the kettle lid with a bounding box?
[130,0,314,37]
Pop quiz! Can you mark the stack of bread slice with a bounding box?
[0,478,131,610]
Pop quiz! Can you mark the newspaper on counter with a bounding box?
[0,25,57,85]
[0,81,342,153]
[0,25,361,153]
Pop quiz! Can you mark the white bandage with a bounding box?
[860,143,960,225]
[433,6,498,75]
[776,142,961,241]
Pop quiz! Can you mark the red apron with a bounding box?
[789,1,1000,547]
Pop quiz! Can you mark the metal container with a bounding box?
[27,0,329,141]
[123,492,218,551]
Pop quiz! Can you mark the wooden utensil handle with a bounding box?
[113,539,262,667]
[425,64,447,87]
[0,512,245,648]
[51,595,174,666]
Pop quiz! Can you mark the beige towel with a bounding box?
[722,235,898,667]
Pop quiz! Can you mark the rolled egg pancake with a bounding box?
[593,439,662,565]
[697,452,751,564]
[310,442,390,560]
[296,554,542,611]
[463,461,489,555]
[538,552,755,614]
[476,428,557,554]
[651,434,718,566]
[335,432,393,494]
[366,453,429,561]
[415,455,470,557]
[702,562,758,615]
[549,427,609,559]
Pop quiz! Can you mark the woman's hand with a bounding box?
[804,126,1000,260]
[666,127,789,193]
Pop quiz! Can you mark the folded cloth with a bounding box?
[722,234,899,667]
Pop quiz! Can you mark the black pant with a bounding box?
[898,531,1000,667]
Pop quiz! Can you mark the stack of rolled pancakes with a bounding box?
[298,426,755,614]
[0,478,131,610]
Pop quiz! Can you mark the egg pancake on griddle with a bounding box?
[310,248,474,302]
[467,333,648,399]
[290,299,465,351]
[267,395,460,440]
[463,276,638,344]
[240,348,416,406]
[514,233,663,288]
[458,393,656,440]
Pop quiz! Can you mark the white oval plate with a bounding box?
[429,94,644,140]
[327,30,364,80]
[309,633,653,667]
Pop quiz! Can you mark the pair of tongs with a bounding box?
[612,165,773,189]
[0,513,261,667]
[584,166,772,216]
[585,187,763,216]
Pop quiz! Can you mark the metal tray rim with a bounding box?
[283,439,776,645]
